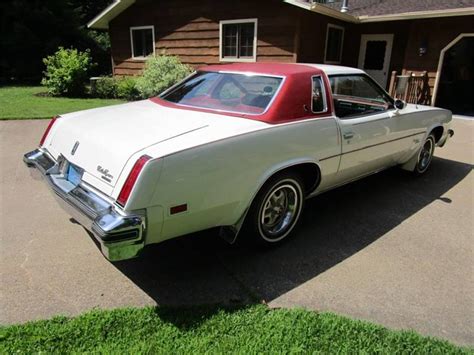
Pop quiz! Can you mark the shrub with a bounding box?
[90,76,140,101]
[94,76,117,98]
[135,55,193,98]
[117,77,140,101]
[41,47,94,97]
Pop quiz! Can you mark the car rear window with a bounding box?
[160,71,283,115]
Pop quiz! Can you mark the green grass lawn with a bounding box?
[1,305,470,354]
[0,86,125,120]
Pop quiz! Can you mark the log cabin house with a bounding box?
[88,0,474,115]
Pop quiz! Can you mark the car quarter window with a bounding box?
[312,76,327,113]
[329,74,393,119]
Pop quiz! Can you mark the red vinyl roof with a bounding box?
[152,63,332,123]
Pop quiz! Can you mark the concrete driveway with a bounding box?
[1,118,472,345]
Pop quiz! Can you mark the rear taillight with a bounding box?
[117,155,152,207]
[39,116,58,146]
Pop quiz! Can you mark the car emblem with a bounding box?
[71,141,80,155]
[97,165,113,182]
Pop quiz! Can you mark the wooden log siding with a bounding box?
[109,0,299,75]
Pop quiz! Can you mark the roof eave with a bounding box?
[284,1,474,24]
[87,0,136,30]
[283,0,359,23]
[358,7,474,23]
[89,0,474,30]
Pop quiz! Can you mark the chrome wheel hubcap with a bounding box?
[419,138,434,171]
[260,184,298,238]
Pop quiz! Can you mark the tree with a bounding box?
[0,0,113,83]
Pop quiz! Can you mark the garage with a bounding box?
[435,35,474,115]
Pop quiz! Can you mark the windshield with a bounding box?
[160,71,283,115]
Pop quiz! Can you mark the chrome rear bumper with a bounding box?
[23,149,145,261]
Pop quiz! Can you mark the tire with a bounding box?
[413,133,436,176]
[242,172,305,247]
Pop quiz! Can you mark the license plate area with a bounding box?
[67,163,83,186]
[57,155,84,186]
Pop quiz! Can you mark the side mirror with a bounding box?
[394,99,407,110]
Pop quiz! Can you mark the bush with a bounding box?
[93,77,117,98]
[117,77,140,101]
[91,76,140,101]
[135,55,193,98]
[41,47,94,97]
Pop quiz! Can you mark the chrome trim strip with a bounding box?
[351,114,392,125]
[23,149,146,261]
[343,131,425,155]
[318,130,426,161]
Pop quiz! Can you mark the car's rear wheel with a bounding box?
[413,133,435,175]
[242,172,305,246]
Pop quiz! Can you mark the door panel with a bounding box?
[335,112,396,183]
[358,34,393,88]
[328,73,401,184]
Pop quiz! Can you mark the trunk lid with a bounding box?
[45,100,210,186]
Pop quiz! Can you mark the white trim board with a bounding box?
[129,25,156,59]
[219,18,258,63]
[324,23,345,64]
[432,33,474,106]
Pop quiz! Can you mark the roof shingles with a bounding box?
[309,0,474,16]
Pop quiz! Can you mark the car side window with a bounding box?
[329,75,393,119]
[312,76,327,113]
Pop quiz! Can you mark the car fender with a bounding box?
[220,157,322,244]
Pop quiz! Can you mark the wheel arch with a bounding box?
[430,125,444,143]
[219,159,321,244]
[253,159,322,203]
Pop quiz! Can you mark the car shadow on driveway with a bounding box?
[112,156,472,308]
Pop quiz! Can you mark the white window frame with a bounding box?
[219,18,258,62]
[324,23,345,64]
[130,25,155,59]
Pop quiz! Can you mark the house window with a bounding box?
[219,19,257,62]
[130,26,155,59]
[324,24,344,64]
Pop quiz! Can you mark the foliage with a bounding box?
[91,55,191,100]
[92,76,140,101]
[117,77,140,101]
[68,0,113,25]
[135,55,193,98]
[41,48,94,97]
[0,86,123,120]
[0,0,113,83]
[93,77,117,99]
[0,305,470,354]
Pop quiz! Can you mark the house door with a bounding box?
[358,34,394,89]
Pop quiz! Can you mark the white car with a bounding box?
[24,63,454,261]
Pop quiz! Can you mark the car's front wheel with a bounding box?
[413,133,436,175]
[243,172,305,246]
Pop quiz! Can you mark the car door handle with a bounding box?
[343,132,354,139]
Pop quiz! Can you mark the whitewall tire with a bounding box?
[243,172,305,246]
[413,134,436,175]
